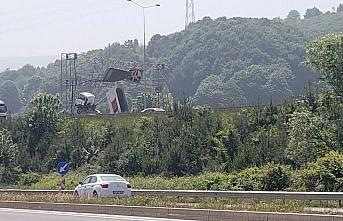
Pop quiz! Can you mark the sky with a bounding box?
[0,0,341,59]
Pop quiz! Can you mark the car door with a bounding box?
[79,176,91,197]
[85,176,98,197]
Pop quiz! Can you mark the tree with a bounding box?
[0,129,20,184]
[261,164,291,191]
[231,167,262,191]
[23,76,43,100]
[306,33,343,96]
[224,80,248,106]
[0,80,22,113]
[193,75,228,106]
[286,110,328,167]
[286,10,301,20]
[26,93,61,158]
[304,7,323,19]
[337,4,343,13]
[229,64,294,105]
[297,151,343,191]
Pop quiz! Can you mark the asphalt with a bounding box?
[0,208,193,221]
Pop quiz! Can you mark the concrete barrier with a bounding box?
[0,201,342,221]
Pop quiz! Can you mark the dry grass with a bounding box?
[0,193,341,214]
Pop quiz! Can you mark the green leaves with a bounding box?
[296,151,343,192]
[260,164,291,191]
[0,129,20,184]
[0,129,18,168]
[306,33,343,96]
[25,93,61,159]
[286,10,301,20]
[304,7,323,19]
[286,110,328,167]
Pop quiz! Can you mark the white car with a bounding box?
[74,174,132,198]
[141,108,166,113]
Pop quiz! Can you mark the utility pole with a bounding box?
[60,53,77,115]
[185,0,195,28]
[126,0,160,110]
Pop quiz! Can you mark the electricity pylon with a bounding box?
[185,0,195,28]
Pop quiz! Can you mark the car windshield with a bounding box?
[0,105,7,113]
[100,175,125,182]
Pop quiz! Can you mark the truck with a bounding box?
[75,92,97,114]
[0,100,7,119]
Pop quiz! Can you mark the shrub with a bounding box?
[295,151,343,191]
[19,171,41,186]
[196,173,230,190]
[260,163,291,191]
[232,167,262,191]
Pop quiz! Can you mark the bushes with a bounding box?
[27,152,343,192]
[0,129,20,184]
[129,167,291,191]
[260,164,291,191]
[1,88,341,191]
[292,169,320,191]
[18,171,40,186]
[296,151,343,192]
[0,166,21,185]
[196,173,230,190]
[30,169,88,190]
[230,167,262,191]
[228,164,292,191]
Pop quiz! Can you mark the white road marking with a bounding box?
[0,208,191,221]
[59,163,68,173]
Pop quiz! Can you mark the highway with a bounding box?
[0,208,193,221]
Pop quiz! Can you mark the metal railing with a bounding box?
[133,190,343,201]
[0,189,342,201]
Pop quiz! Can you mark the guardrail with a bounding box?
[133,190,343,201]
[0,189,73,195]
[1,189,343,201]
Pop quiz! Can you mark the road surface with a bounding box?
[0,208,194,221]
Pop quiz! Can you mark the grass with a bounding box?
[29,171,87,190]
[0,193,341,215]
[3,171,342,215]
[28,172,233,191]
[2,170,342,215]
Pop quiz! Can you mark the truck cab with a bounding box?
[75,92,97,114]
[0,100,7,119]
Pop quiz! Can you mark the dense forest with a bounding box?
[0,5,343,113]
[0,31,342,192]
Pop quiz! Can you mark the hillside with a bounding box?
[149,17,306,104]
[0,9,342,112]
[0,31,342,192]
[148,12,343,106]
[286,12,343,40]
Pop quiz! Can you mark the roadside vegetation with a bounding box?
[0,193,342,214]
[14,151,343,192]
[0,26,342,204]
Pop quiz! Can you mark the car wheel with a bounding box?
[74,191,79,197]
[93,191,98,198]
